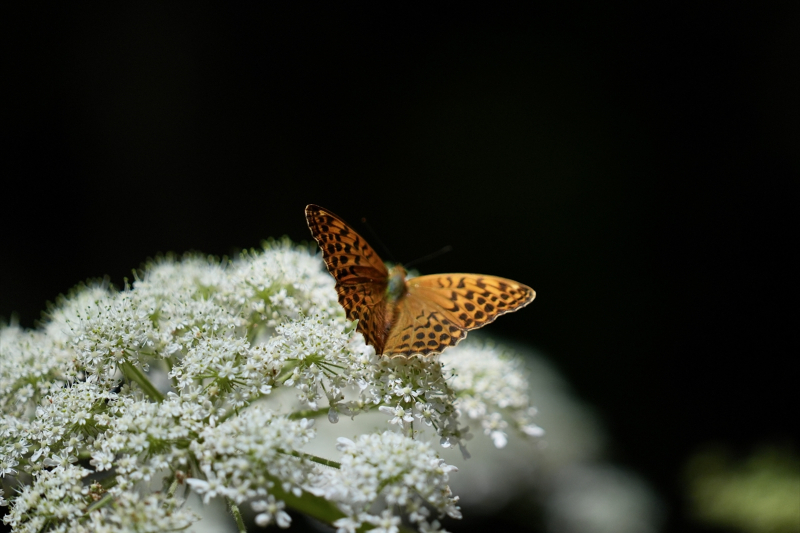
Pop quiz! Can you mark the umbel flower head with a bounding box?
[0,240,542,532]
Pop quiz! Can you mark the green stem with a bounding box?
[266,475,346,526]
[288,403,383,421]
[83,493,114,518]
[276,360,300,384]
[167,476,180,498]
[269,481,417,533]
[99,475,118,490]
[287,407,329,420]
[279,449,341,469]
[164,357,180,390]
[227,498,247,533]
[120,361,164,403]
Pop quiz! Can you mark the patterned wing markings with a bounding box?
[305,205,536,358]
[383,295,467,357]
[381,274,536,357]
[408,274,535,330]
[306,204,391,351]
[305,204,388,284]
[336,282,391,355]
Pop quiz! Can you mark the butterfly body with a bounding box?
[305,204,535,358]
[386,265,408,302]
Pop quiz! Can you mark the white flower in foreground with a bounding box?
[379,403,415,426]
[252,495,292,528]
[311,432,461,531]
[365,509,402,533]
[0,240,542,532]
[441,341,544,447]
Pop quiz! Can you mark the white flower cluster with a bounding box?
[70,293,157,387]
[0,239,542,532]
[266,318,473,453]
[441,342,544,449]
[187,406,316,527]
[2,461,197,533]
[312,431,462,533]
[0,325,74,418]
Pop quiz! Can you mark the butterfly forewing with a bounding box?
[409,274,534,327]
[305,204,392,351]
[305,204,388,282]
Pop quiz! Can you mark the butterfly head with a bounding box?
[386,264,407,303]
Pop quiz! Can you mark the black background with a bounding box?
[1,4,796,532]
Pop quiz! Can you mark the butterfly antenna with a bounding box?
[404,245,454,269]
[360,216,396,262]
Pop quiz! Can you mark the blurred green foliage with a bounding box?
[685,445,800,533]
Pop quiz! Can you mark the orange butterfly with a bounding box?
[305,204,535,358]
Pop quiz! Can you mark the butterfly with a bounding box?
[305,204,535,358]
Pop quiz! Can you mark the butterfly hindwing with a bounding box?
[383,294,466,357]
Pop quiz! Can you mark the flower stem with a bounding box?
[83,493,114,518]
[269,481,418,533]
[287,407,329,420]
[227,498,247,533]
[167,476,179,498]
[266,475,346,526]
[277,448,341,469]
[120,361,164,403]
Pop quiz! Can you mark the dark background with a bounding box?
[1,4,796,532]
